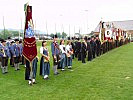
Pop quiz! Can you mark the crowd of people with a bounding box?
[0,35,130,85]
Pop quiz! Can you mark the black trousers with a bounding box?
[78,52,81,61]
[81,52,86,63]
[96,47,100,57]
[72,54,74,59]
[14,57,20,64]
[22,56,25,65]
[75,51,78,58]
[52,54,61,69]
[88,51,92,61]
[92,50,95,59]
[2,57,8,67]
[10,53,14,66]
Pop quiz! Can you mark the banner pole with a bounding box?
[30,61,33,85]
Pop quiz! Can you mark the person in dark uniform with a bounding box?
[51,35,60,75]
[95,36,101,57]
[19,40,23,64]
[103,41,106,53]
[81,37,87,63]
[74,38,78,58]
[6,37,11,48]
[9,41,15,67]
[90,36,96,59]
[87,37,92,61]
[11,39,20,71]
[71,37,75,59]
[25,57,38,85]
[0,40,11,74]
[101,42,104,54]
[76,38,82,61]
[110,38,113,50]
[101,42,103,54]
[105,40,109,52]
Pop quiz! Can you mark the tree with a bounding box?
[50,33,54,38]
[62,32,67,38]
[0,30,20,39]
[57,32,61,38]
[0,29,11,39]
[10,31,19,37]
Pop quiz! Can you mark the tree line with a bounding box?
[0,29,22,39]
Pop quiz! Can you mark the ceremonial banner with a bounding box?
[101,28,105,42]
[23,5,37,62]
[105,30,112,38]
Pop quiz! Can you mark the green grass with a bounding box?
[0,42,133,100]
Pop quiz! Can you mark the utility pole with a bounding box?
[3,16,5,39]
[74,26,75,36]
[19,18,22,40]
[69,24,70,37]
[85,10,88,34]
[46,21,48,38]
[55,23,57,34]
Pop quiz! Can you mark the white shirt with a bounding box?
[66,45,71,52]
[40,47,44,54]
[59,45,66,54]
[40,47,49,55]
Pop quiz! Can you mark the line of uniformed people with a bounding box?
[27,35,130,85]
[0,35,130,85]
[0,39,23,74]
[72,36,130,64]
[26,35,74,85]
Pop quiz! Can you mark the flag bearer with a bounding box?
[25,57,38,85]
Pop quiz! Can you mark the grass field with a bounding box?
[0,42,133,100]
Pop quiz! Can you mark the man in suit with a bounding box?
[90,36,96,59]
[87,38,92,61]
[71,37,75,59]
[76,38,82,61]
[81,37,87,63]
[74,38,78,58]
[95,36,101,57]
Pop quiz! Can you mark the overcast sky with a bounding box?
[0,0,133,36]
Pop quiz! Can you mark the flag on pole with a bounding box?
[24,3,28,12]
[22,4,37,62]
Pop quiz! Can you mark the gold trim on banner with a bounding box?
[24,39,36,44]
[22,52,37,63]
